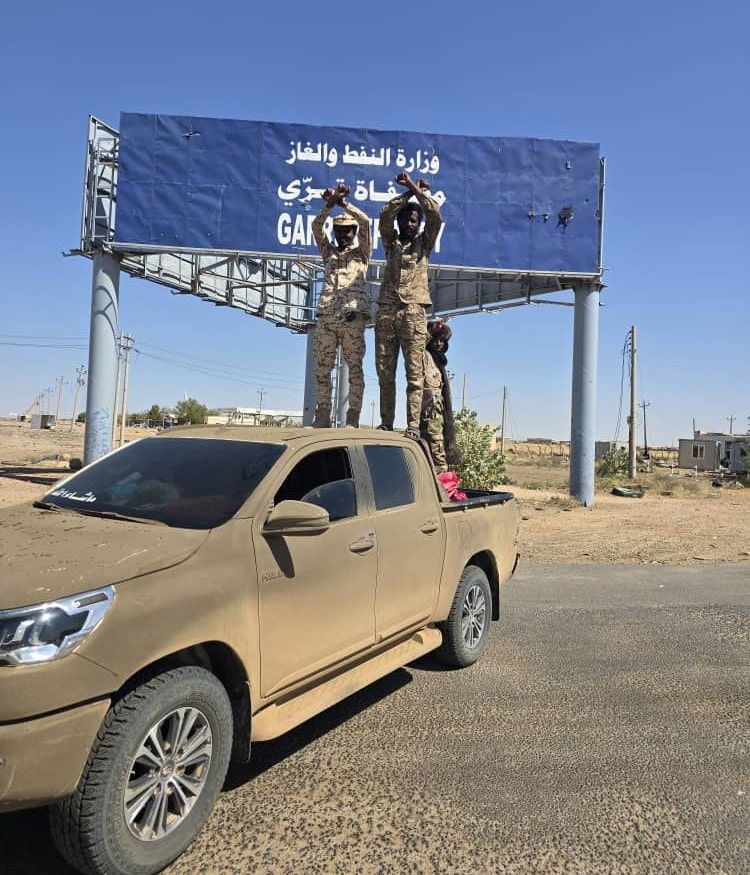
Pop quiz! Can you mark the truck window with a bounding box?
[274,448,357,522]
[41,437,285,529]
[300,479,356,522]
[363,445,416,511]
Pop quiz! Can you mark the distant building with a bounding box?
[207,407,303,427]
[30,414,56,430]
[677,431,748,472]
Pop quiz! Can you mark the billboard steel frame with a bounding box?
[73,116,605,505]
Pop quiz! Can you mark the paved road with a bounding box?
[3,564,748,874]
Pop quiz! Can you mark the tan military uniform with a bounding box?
[311,202,371,427]
[375,190,442,429]
[420,349,447,472]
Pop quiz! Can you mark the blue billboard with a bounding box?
[116,113,602,274]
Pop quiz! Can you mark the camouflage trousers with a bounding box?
[313,314,366,426]
[375,304,427,429]
[421,389,447,473]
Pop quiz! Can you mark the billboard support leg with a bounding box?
[569,282,600,507]
[335,352,350,428]
[83,251,120,465]
[303,325,317,427]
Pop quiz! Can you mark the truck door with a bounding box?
[362,443,446,641]
[254,446,377,696]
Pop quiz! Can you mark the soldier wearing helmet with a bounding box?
[421,318,458,473]
[375,171,443,438]
[310,184,372,428]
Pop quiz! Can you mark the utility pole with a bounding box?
[500,386,508,455]
[370,400,375,428]
[257,387,265,420]
[727,414,734,435]
[112,331,124,446]
[628,325,637,479]
[461,373,467,411]
[54,376,66,423]
[70,366,87,432]
[640,399,651,458]
[119,334,135,448]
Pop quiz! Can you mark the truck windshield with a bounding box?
[41,437,285,529]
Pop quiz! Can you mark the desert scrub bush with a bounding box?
[652,473,675,496]
[520,479,569,491]
[454,409,510,490]
[596,447,629,478]
[544,495,578,510]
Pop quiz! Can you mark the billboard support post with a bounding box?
[83,251,120,465]
[334,353,350,428]
[302,325,317,426]
[569,281,600,507]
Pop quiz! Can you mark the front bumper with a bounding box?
[0,698,109,812]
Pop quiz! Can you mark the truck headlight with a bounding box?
[0,587,114,666]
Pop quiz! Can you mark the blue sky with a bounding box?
[1,0,747,446]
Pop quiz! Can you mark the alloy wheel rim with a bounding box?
[124,706,213,841]
[461,584,487,648]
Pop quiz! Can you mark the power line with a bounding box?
[0,336,304,388]
[136,350,302,392]
[613,332,630,442]
[0,341,87,349]
[0,333,88,340]
[136,341,304,385]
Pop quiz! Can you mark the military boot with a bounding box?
[345,408,360,428]
[312,406,331,428]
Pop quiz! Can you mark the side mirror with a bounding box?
[263,500,330,535]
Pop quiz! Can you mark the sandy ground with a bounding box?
[1,420,749,565]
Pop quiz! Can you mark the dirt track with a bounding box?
[1,420,749,566]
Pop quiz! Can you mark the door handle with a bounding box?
[349,532,376,553]
[420,519,439,534]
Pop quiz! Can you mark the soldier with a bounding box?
[375,171,442,438]
[421,318,458,473]
[311,184,371,428]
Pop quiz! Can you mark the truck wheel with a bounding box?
[437,565,492,668]
[50,666,233,875]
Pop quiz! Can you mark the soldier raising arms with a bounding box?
[311,184,372,428]
[375,171,442,438]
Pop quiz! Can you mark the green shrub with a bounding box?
[596,447,629,477]
[454,409,510,490]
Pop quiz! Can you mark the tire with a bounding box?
[437,565,492,667]
[50,666,233,875]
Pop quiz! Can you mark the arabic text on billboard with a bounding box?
[116,113,601,274]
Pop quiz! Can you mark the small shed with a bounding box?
[678,437,724,471]
[30,414,56,430]
[729,439,749,474]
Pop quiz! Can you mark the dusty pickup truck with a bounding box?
[0,426,518,875]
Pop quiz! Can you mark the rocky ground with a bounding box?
[1,420,748,565]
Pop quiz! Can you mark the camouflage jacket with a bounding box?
[423,348,443,392]
[312,201,372,318]
[377,190,442,307]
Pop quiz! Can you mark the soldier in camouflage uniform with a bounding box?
[375,171,442,437]
[311,184,371,427]
[421,319,458,473]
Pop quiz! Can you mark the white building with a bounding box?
[207,407,303,427]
